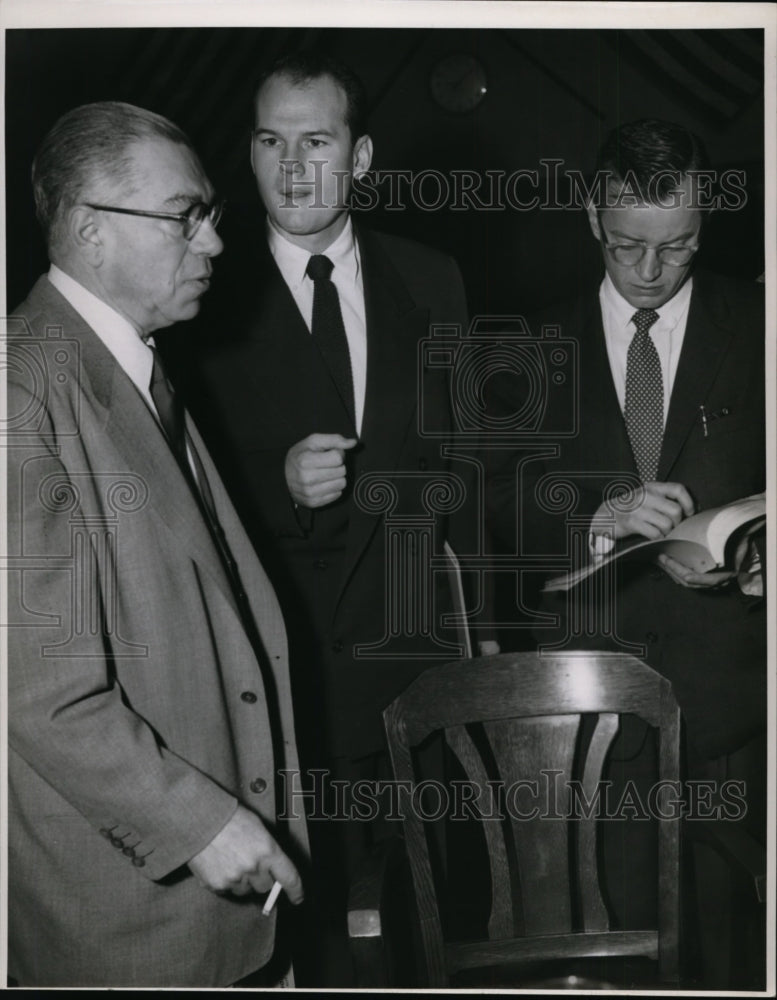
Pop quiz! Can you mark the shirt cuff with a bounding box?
[588,529,616,559]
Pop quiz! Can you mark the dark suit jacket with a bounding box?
[165,221,480,758]
[487,270,766,760]
[6,277,307,986]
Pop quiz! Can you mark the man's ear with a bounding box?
[68,206,104,265]
[587,202,602,242]
[352,134,373,177]
[249,135,259,178]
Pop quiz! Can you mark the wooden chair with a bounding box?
[348,651,682,988]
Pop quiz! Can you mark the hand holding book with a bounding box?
[544,491,766,592]
[656,534,751,590]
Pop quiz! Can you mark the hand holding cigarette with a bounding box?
[188,805,304,905]
[262,879,283,915]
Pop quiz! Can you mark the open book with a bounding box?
[543,492,766,592]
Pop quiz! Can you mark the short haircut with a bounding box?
[32,101,194,251]
[594,118,711,204]
[255,51,368,143]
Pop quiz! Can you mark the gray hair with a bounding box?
[32,101,194,252]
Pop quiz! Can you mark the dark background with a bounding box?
[5,26,765,314]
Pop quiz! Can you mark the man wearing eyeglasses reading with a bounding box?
[6,101,306,987]
[487,119,765,985]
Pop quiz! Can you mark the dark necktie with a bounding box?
[624,308,663,482]
[149,347,188,469]
[149,348,252,621]
[306,253,356,428]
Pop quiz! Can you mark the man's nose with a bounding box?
[280,155,306,179]
[192,218,224,257]
[636,247,662,281]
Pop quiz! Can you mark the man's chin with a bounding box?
[623,286,673,309]
[159,300,203,330]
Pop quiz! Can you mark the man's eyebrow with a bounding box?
[607,226,699,242]
[162,192,208,208]
[253,126,337,138]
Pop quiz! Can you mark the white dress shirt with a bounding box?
[267,216,367,435]
[48,264,157,411]
[599,272,692,424]
[47,265,200,479]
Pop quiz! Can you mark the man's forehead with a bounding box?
[255,73,348,126]
[602,201,702,237]
[118,137,211,201]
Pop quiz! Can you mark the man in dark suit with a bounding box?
[165,52,495,981]
[487,119,765,986]
[6,102,306,987]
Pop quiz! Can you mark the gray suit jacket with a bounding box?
[6,276,307,986]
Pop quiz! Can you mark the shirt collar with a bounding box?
[266,214,359,288]
[47,263,154,394]
[601,272,693,333]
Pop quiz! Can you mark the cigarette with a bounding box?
[262,879,282,915]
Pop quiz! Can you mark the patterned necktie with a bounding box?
[624,308,663,482]
[306,253,356,428]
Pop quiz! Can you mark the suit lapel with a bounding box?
[253,235,316,351]
[658,274,733,479]
[337,227,430,607]
[583,295,637,474]
[33,279,240,616]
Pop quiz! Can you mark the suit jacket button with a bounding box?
[99,828,112,839]
[122,846,136,858]
[250,777,268,794]
[331,640,343,653]
[315,559,328,570]
[132,857,146,868]
[418,457,429,471]
[646,631,658,643]
[241,691,258,704]
[110,836,124,848]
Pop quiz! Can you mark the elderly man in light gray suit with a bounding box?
[5,101,307,987]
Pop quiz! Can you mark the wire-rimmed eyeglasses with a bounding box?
[599,219,699,268]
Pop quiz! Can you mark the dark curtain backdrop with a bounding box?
[5,26,764,315]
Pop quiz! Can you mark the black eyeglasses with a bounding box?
[86,198,224,241]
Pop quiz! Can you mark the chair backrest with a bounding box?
[383,651,681,987]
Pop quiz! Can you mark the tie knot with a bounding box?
[306,254,334,282]
[632,308,659,336]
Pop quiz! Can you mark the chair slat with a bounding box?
[578,712,620,931]
[445,724,512,940]
[485,715,579,936]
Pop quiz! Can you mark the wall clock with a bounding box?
[430,53,488,113]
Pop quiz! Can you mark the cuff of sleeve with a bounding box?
[588,530,616,558]
[293,502,314,534]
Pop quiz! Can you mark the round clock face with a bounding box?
[430,53,488,113]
